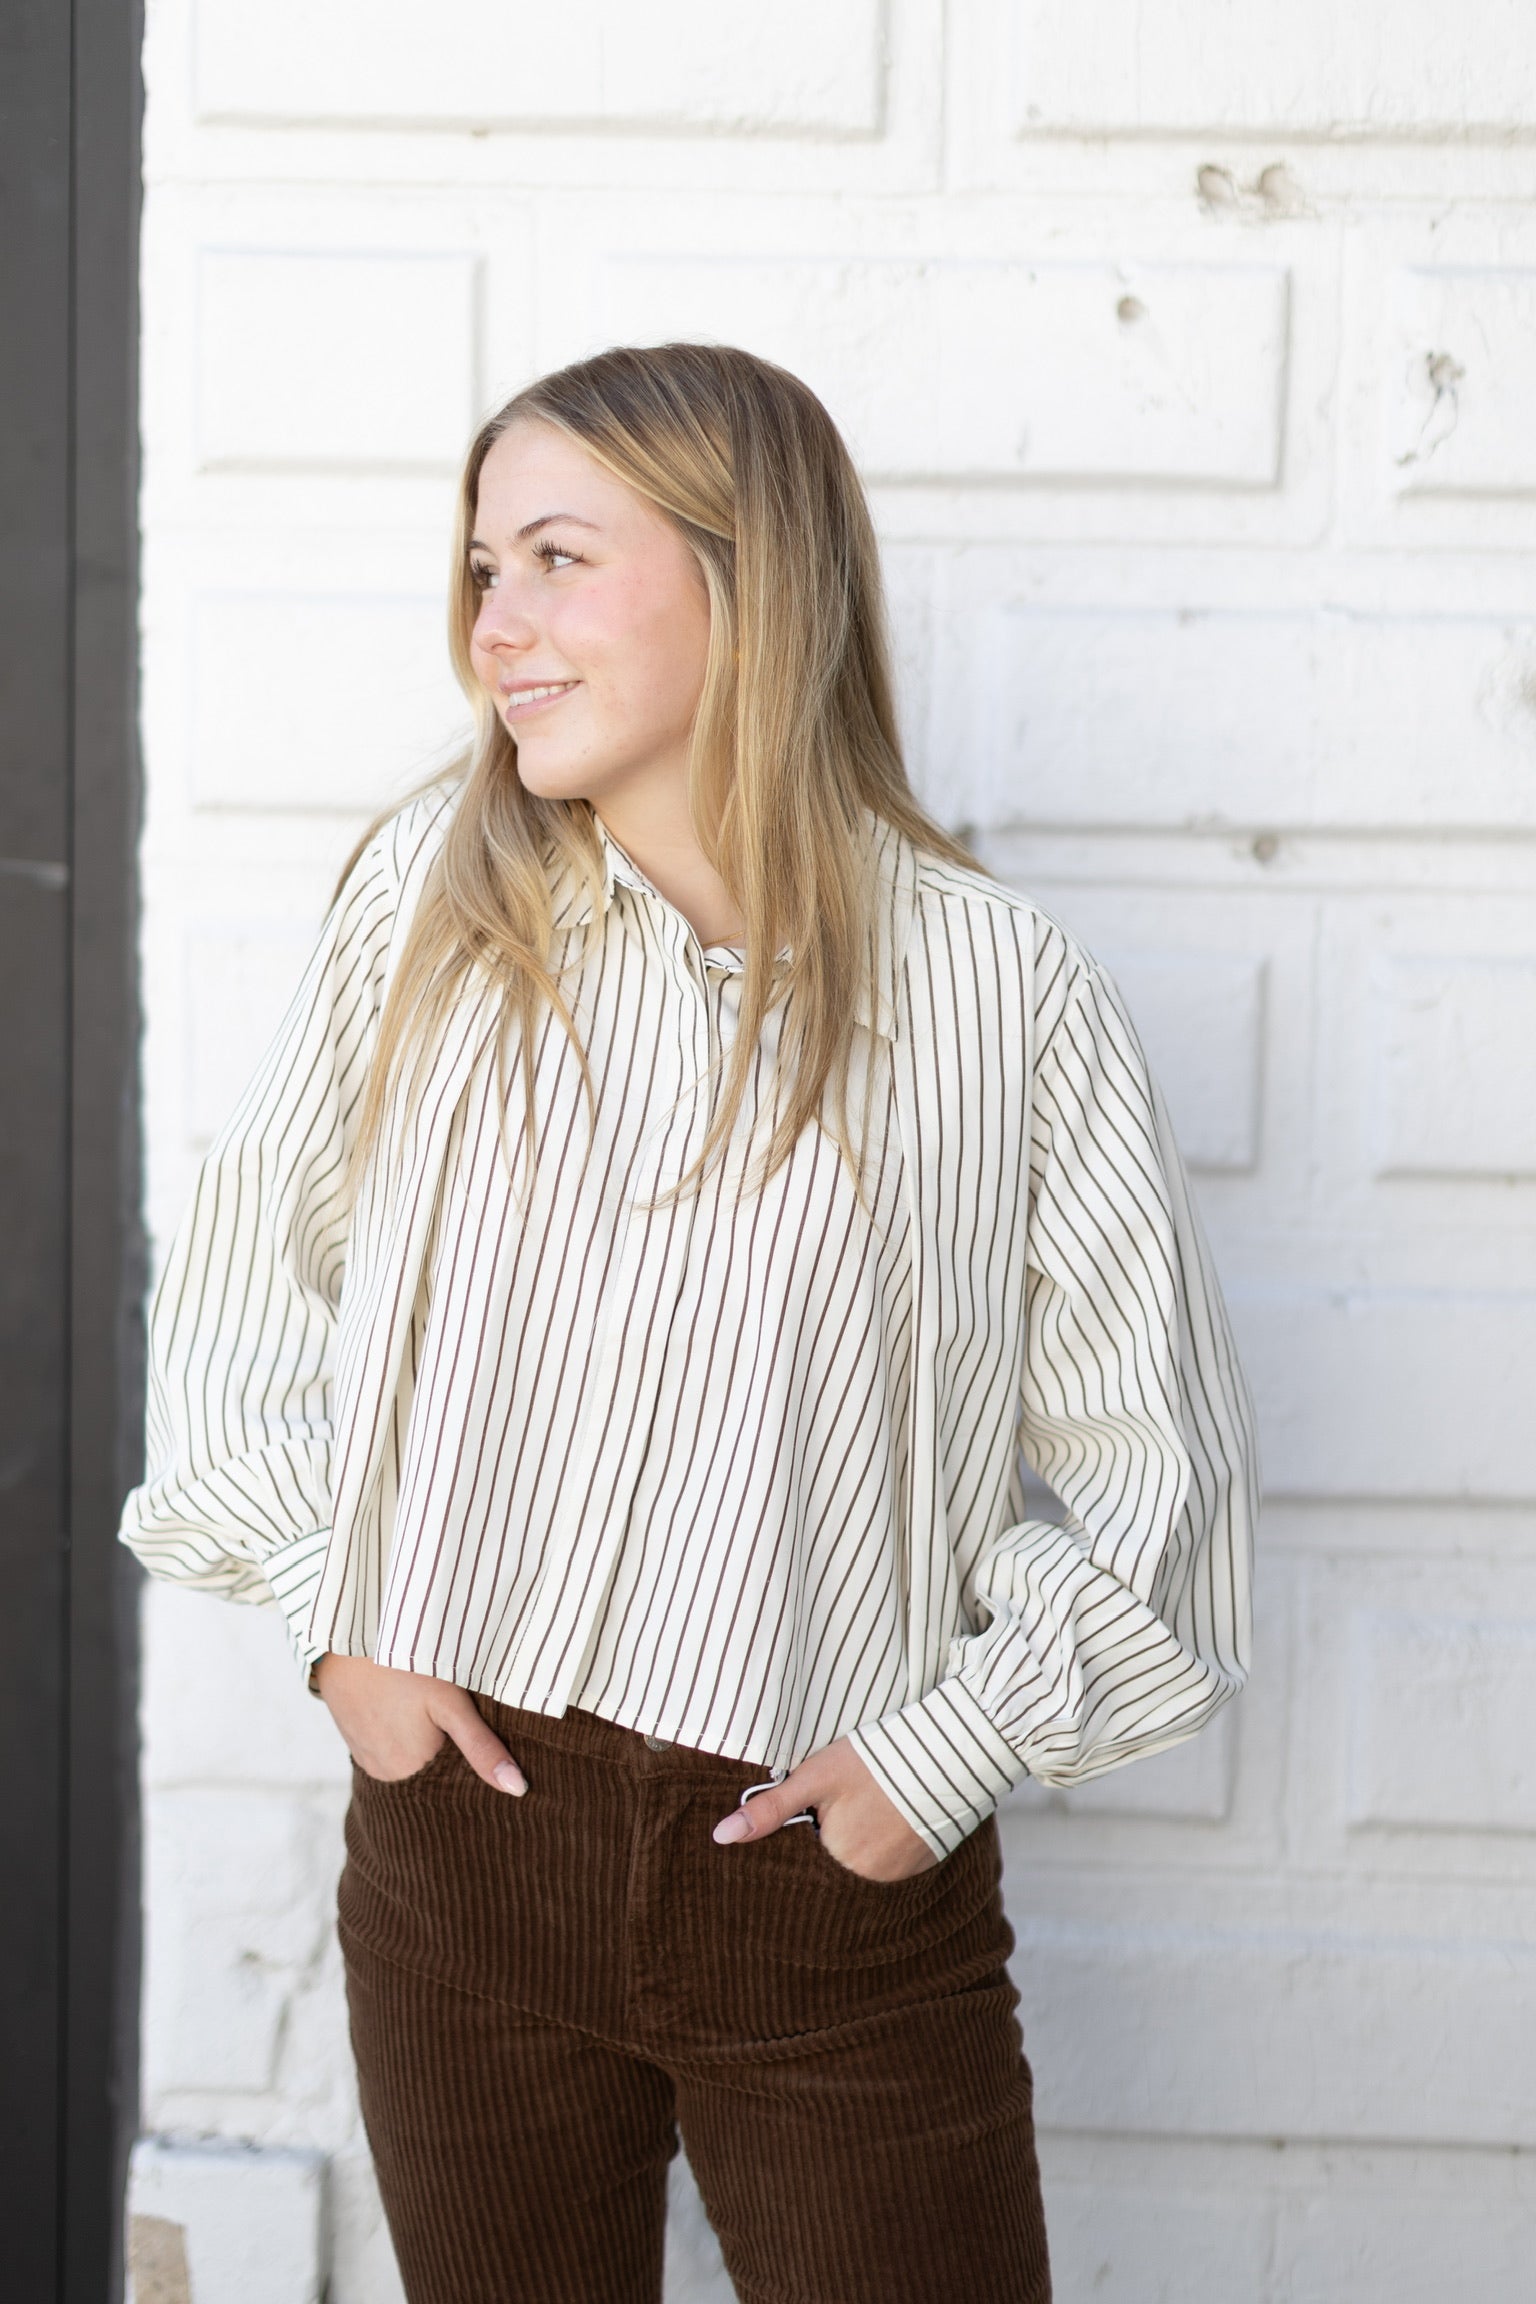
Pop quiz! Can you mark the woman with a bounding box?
[120,341,1257,2304]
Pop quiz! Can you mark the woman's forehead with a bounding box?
[474,425,662,543]
[480,419,603,497]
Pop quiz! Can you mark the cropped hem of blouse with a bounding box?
[120,781,1258,1853]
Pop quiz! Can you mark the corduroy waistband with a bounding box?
[472,1694,784,1790]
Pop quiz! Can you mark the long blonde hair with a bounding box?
[338,341,987,1211]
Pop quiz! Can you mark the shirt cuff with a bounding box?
[848,1676,1028,1859]
[261,1526,332,1691]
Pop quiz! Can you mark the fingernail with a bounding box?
[494,1761,526,1796]
[712,1811,753,1845]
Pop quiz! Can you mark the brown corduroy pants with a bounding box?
[337,1697,1051,2304]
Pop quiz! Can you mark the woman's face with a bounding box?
[467,417,714,809]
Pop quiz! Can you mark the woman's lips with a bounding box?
[501,681,579,722]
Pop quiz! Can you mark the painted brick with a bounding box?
[1235,1288,1536,1500]
[1285,1552,1536,1882]
[183,919,318,1142]
[1036,2134,1536,2304]
[595,255,1288,486]
[1038,2135,1277,2301]
[142,1583,348,1790]
[193,0,885,136]
[190,590,467,811]
[1276,2152,1536,2304]
[1340,221,1536,553]
[1095,949,1265,1173]
[992,871,1319,1240]
[944,603,1536,831]
[999,0,1536,137]
[143,1789,339,2095]
[1372,955,1536,1180]
[1309,890,1536,1250]
[1388,268,1536,496]
[197,250,480,470]
[1348,1609,1536,1836]
[1010,1911,1536,2145]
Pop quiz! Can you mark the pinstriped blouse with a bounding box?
[118,786,1257,1858]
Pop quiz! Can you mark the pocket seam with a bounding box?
[806,1826,942,1896]
[351,1736,457,1793]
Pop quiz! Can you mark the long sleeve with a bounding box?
[117,824,410,1675]
[850,958,1259,1859]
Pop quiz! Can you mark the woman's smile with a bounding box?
[499,678,581,722]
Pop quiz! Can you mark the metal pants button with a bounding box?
[643,1734,673,1753]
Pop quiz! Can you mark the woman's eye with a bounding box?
[533,541,582,571]
[469,563,498,591]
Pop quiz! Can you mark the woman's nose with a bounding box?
[474,587,537,651]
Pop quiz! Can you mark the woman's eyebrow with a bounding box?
[520,512,600,540]
[466,514,602,553]
[465,518,598,552]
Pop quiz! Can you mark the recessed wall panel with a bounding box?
[1097,951,1265,1174]
[194,0,885,135]
[1373,956,1536,1180]
[197,250,480,471]
[1006,0,1536,138]
[1235,1289,1536,1501]
[597,255,1288,487]
[1348,1609,1536,1836]
[190,591,467,811]
[1389,268,1536,496]
[947,605,1536,832]
[183,923,317,1147]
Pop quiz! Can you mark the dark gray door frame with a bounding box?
[0,1,144,2296]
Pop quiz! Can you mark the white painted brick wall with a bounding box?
[135,4,1536,2294]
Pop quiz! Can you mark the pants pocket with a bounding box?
[350,1735,459,1795]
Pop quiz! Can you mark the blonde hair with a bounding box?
[338,341,987,1211]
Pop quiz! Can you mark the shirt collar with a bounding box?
[548,805,912,1043]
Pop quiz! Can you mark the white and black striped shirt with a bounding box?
[119,789,1257,1856]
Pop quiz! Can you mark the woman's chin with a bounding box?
[510,752,587,800]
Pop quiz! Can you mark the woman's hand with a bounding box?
[711,1735,939,1882]
[314,1654,526,1795]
